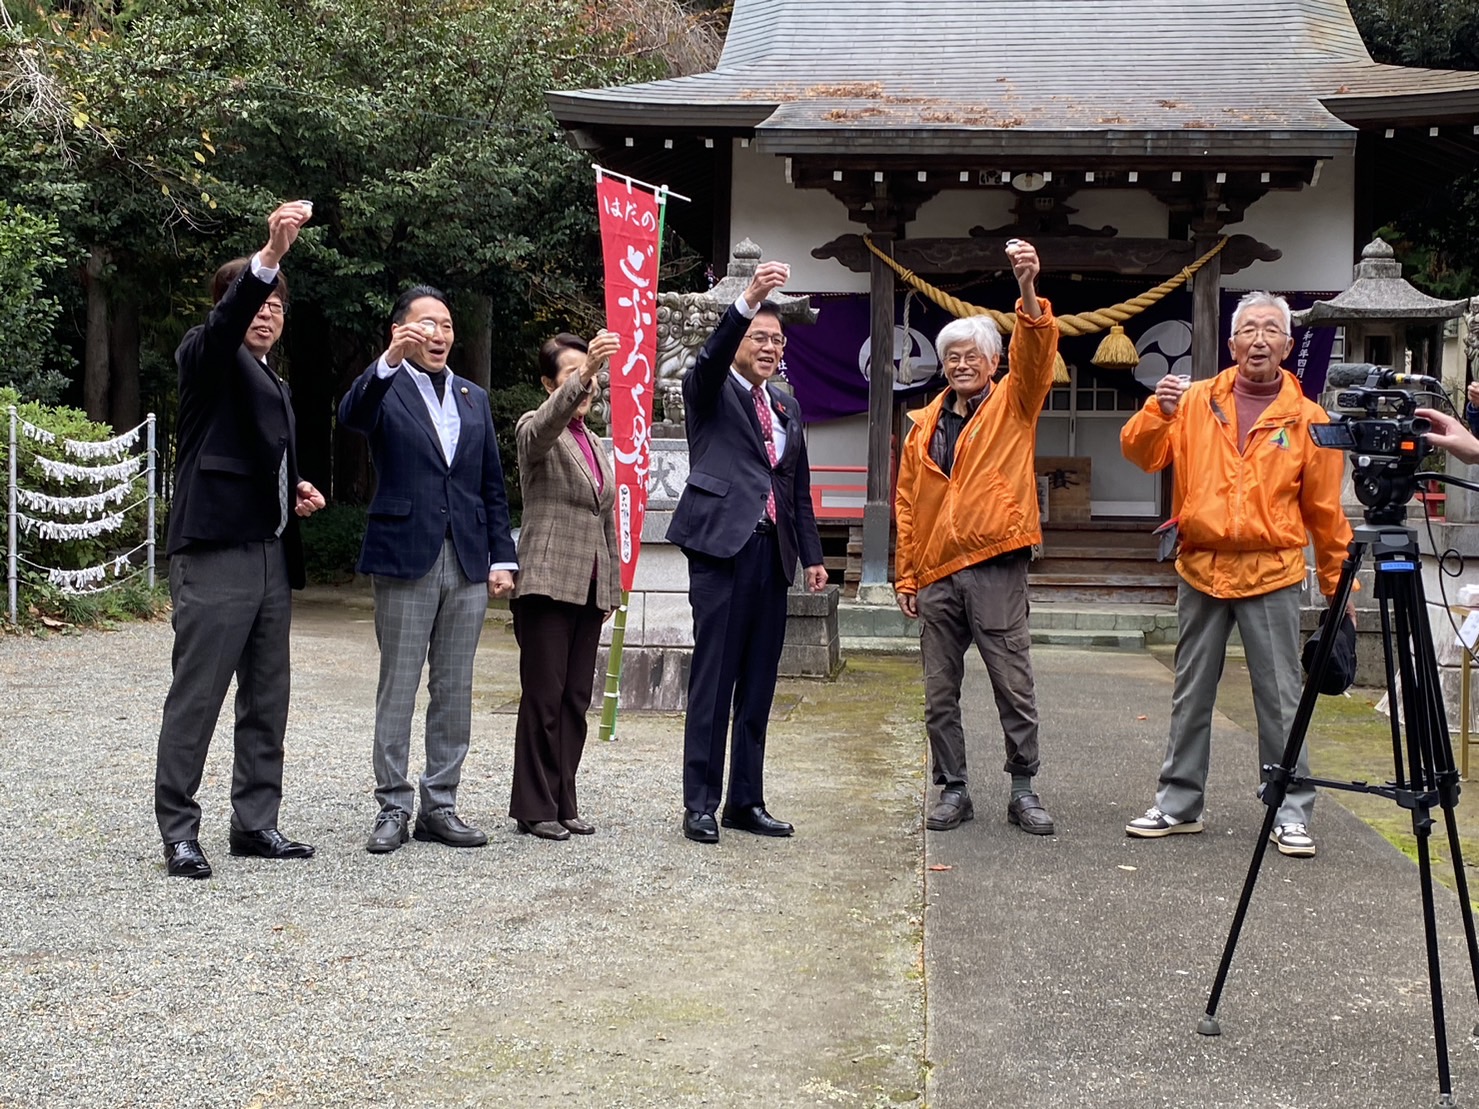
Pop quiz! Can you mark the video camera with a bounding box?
[1310,363,1440,521]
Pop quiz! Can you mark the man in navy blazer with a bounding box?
[155,201,326,879]
[667,259,827,844]
[338,286,517,854]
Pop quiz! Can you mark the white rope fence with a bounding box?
[7,405,157,622]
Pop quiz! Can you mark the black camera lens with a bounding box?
[1410,416,1431,435]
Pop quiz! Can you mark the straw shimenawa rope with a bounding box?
[861,235,1229,338]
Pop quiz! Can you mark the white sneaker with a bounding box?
[1270,822,1316,858]
[1125,806,1204,838]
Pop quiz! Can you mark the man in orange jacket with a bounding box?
[1120,292,1353,858]
[894,240,1059,836]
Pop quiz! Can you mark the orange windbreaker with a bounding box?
[1120,366,1352,599]
[894,299,1058,595]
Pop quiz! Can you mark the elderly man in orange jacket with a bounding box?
[894,240,1059,836]
[1120,292,1353,858]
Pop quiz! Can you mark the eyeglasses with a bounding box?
[258,301,285,317]
[1233,324,1288,341]
[944,352,987,368]
[747,332,786,348]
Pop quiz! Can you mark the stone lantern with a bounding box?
[1293,237,1467,377]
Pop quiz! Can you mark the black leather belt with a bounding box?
[754,518,776,535]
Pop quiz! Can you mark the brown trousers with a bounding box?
[508,584,604,822]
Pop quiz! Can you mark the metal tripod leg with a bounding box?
[1199,520,1479,1106]
[1197,537,1364,1036]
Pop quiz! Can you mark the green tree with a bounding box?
[0,203,73,402]
[1349,0,1479,297]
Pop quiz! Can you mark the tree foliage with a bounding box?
[1349,0,1479,297]
[0,203,73,402]
[1,0,665,502]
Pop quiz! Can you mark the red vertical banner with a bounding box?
[595,171,664,592]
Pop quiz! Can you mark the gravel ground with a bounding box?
[0,589,925,1108]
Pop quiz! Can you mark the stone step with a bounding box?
[838,601,1178,649]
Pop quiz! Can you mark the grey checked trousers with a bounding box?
[371,538,488,817]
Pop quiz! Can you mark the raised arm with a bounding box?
[519,331,619,462]
[683,261,790,414]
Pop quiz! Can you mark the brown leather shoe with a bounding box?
[1007,792,1055,835]
[926,788,974,831]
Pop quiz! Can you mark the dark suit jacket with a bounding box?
[665,304,824,585]
[338,362,516,583]
[167,266,305,588]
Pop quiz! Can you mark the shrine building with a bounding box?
[549,0,1479,600]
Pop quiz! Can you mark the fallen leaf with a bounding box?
[1118,864,1138,872]
[928,864,953,872]
[1136,714,1147,720]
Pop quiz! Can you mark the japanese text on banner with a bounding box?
[595,174,664,592]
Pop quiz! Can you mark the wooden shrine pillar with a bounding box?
[1191,229,1223,380]
[861,231,896,587]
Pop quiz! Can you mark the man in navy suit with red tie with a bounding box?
[666,260,827,844]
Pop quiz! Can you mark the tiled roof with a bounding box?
[548,0,1479,155]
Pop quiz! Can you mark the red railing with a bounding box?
[810,464,868,520]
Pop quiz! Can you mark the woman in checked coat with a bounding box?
[508,329,622,841]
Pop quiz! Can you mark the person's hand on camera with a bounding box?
[1155,374,1190,417]
[1417,407,1479,465]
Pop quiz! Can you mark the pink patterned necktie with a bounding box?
[751,384,777,523]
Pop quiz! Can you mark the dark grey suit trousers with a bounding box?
[154,540,292,843]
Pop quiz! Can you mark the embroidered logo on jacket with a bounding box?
[1270,428,1291,450]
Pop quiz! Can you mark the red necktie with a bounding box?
[751,384,777,523]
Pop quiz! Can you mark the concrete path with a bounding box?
[927,645,1479,1109]
[5,589,1479,1108]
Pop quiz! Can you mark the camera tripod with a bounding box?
[1197,507,1479,1107]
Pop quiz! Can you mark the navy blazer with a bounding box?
[666,304,824,585]
[338,363,516,583]
[167,265,305,588]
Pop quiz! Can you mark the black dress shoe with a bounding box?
[414,810,488,847]
[164,839,212,879]
[720,805,794,837]
[517,819,571,841]
[366,809,410,854]
[926,788,974,831]
[1007,792,1056,836]
[560,817,596,836]
[682,810,719,843]
[229,827,316,859]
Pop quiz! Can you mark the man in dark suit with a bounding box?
[338,286,517,854]
[667,260,828,844]
[154,200,326,880]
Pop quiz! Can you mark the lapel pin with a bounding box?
[460,387,468,395]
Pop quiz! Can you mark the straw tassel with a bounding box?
[1091,324,1140,370]
[1052,352,1070,384]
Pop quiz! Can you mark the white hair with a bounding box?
[934,315,1003,364]
[1230,291,1292,335]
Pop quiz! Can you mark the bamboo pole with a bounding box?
[597,591,630,743]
